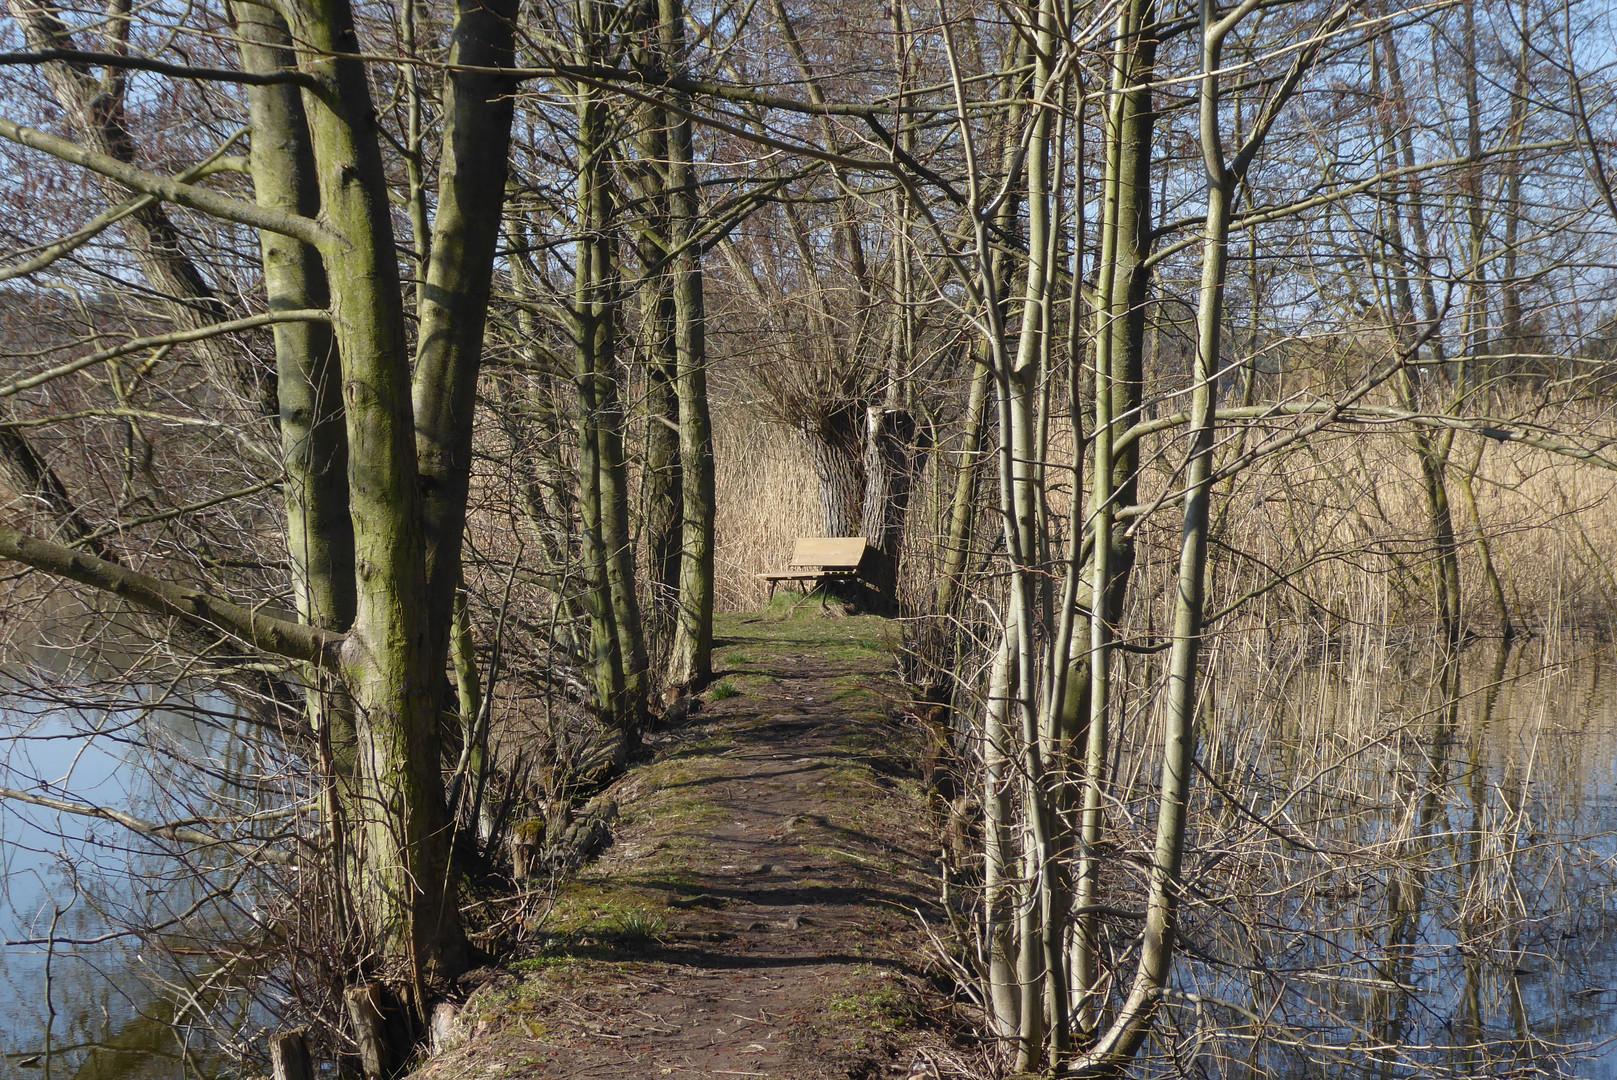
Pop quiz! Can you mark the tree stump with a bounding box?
[344,984,389,1080]
[270,1030,315,1080]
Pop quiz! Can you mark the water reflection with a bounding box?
[1176,637,1617,1078]
[0,638,291,1080]
[12,624,1617,1078]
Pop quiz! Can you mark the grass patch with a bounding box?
[547,897,669,942]
[828,981,915,1034]
[763,591,822,618]
[710,679,739,700]
[715,609,896,657]
[509,954,580,974]
[606,907,667,942]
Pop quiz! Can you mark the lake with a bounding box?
[0,631,292,1080]
[5,629,1617,1077]
[1171,634,1617,1077]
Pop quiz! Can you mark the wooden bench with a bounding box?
[759,537,871,600]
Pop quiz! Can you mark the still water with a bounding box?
[6,634,1617,1077]
[0,638,286,1080]
[1174,637,1617,1077]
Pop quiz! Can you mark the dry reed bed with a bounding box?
[712,396,1617,636]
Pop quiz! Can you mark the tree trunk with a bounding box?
[629,17,683,628]
[1375,30,1462,653]
[656,0,714,687]
[231,0,358,792]
[806,407,865,539]
[411,0,520,666]
[1072,0,1158,1033]
[599,320,651,724]
[232,1,363,951]
[638,225,683,629]
[981,618,1021,1038]
[644,321,682,624]
[860,170,919,613]
[571,10,645,739]
[934,44,1031,621]
[281,0,468,979]
[934,351,990,618]
[666,117,714,686]
[1071,0,1348,1065]
[859,403,916,611]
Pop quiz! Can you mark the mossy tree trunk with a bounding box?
[272,0,472,982]
[1,0,521,987]
[231,0,361,944]
[572,3,649,737]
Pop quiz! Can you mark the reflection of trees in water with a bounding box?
[0,646,303,1080]
[1131,637,1617,1077]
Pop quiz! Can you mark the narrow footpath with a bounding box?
[414,604,958,1080]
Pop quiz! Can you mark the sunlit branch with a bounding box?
[0,115,332,246]
[0,526,341,665]
[0,785,297,865]
[0,310,331,401]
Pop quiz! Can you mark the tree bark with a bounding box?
[412,0,520,666]
[231,0,358,783]
[665,22,715,686]
[1072,0,1158,1034]
[629,10,683,628]
[806,407,865,538]
[572,10,643,739]
[859,402,915,611]
[278,0,468,979]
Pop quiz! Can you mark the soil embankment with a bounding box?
[415,603,955,1080]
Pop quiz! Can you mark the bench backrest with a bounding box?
[788,536,868,570]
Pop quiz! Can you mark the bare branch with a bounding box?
[0,49,320,88]
[0,114,333,246]
[0,309,331,400]
[0,525,342,665]
[0,785,295,864]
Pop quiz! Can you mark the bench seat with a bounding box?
[758,537,870,599]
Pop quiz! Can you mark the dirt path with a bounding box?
[416,605,956,1080]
